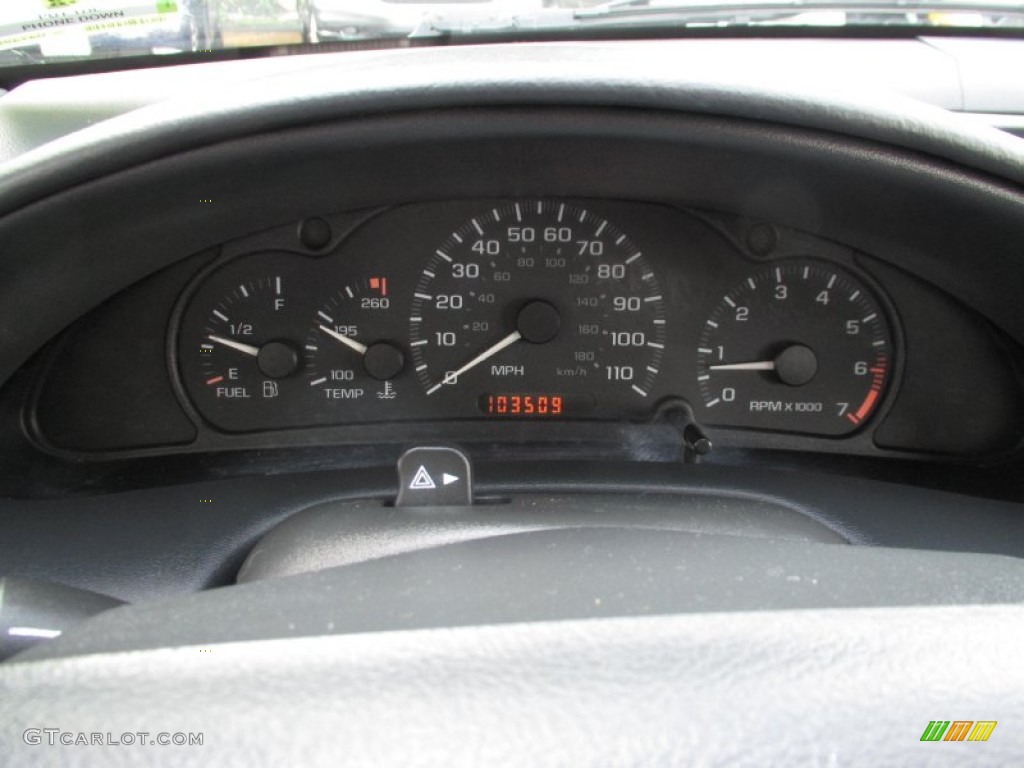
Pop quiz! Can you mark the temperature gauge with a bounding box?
[305,277,405,406]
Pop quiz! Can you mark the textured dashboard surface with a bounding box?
[3,463,1024,604]
[3,605,1022,766]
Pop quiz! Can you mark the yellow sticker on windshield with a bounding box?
[0,3,181,52]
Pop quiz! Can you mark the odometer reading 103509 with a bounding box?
[697,260,893,436]
[408,201,666,416]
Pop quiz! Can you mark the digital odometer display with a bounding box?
[477,393,595,417]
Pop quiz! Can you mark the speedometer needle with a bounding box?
[318,324,368,356]
[426,330,523,395]
[208,334,260,357]
[708,361,776,371]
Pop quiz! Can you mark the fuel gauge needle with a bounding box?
[208,334,260,357]
[708,361,776,371]
[319,324,368,356]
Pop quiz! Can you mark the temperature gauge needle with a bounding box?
[318,324,368,356]
[708,361,776,371]
[208,334,260,357]
[426,330,522,395]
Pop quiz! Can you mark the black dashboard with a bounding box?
[21,196,1022,467]
[3,40,1024,765]
[0,44,1019,508]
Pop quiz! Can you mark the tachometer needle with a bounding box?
[426,330,523,395]
[208,334,260,357]
[319,324,368,356]
[708,361,776,371]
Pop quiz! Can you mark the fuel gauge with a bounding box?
[202,302,301,395]
[179,270,309,432]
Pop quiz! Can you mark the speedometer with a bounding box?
[408,200,666,417]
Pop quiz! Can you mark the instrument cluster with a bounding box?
[173,199,897,438]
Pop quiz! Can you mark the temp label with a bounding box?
[749,401,824,413]
[323,388,365,400]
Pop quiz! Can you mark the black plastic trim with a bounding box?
[0,462,1021,604]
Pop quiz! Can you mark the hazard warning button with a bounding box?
[396,446,473,507]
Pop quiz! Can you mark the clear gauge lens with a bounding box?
[696,260,893,435]
[408,200,666,417]
[177,253,408,431]
[179,265,308,431]
[305,277,405,405]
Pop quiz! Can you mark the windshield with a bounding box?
[1,0,1022,69]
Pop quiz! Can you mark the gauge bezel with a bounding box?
[406,199,668,415]
[152,201,908,459]
[694,257,897,438]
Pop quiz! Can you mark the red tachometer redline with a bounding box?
[848,389,879,424]
[847,357,888,424]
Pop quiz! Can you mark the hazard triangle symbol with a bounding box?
[409,465,436,490]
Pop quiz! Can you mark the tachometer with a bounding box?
[408,201,665,417]
[696,260,892,435]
